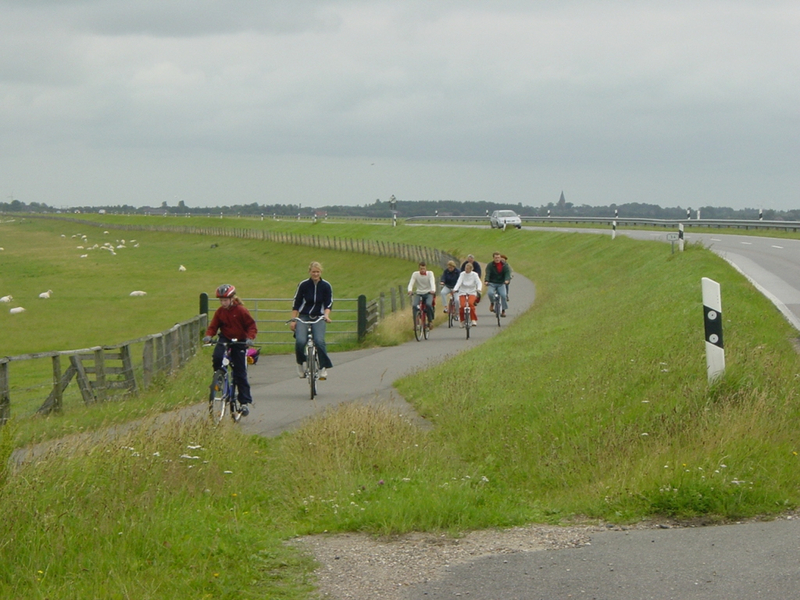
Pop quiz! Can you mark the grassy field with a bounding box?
[0,216,417,429]
[3,214,800,599]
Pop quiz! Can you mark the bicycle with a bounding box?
[289,315,326,400]
[206,339,249,425]
[412,294,432,341]
[487,284,503,327]
[447,293,457,328]
[464,302,472,339]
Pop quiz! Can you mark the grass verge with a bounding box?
[3,217,800,598]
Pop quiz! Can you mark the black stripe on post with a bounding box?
[704,306,723,348]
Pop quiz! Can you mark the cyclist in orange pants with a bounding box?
[453,262,482,327]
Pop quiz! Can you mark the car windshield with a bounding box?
[498,211,517,217]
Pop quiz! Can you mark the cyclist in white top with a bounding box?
[407,261,436,325]
[452,262,482,326]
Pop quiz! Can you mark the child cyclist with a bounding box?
[203,284,258,416]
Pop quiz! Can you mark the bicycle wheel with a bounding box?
[464,307,471,339]
[495,298,502,327]
[448,298,456,328]
[307,347,317,400]
[422,310,429,340]
[413,308,423,341]
[208,370,227,425]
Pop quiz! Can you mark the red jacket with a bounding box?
[205,300,257,341]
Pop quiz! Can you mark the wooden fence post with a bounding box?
[71,355,96,404]
[358,295,367,341]
[379,292,385,321]
[94,348,107,402]
[120,345,138,394]
[51,355,63,413]
[143,337,154,388]
[0,359,9,425]
[391,287,397,313]
[155,333,166,375]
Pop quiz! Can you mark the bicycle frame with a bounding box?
[291,316,326,400]
[487,284,503,327]
[447,293,457,328]
[207,339,248,424]
[413,294,431,341]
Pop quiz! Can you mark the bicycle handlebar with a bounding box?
[287,315,327,325]
[203,338,248,347]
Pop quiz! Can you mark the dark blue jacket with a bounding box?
[292,278,333,317]
[440,267,461,288]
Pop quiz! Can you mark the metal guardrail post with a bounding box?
[358,295,367,340]
[199,292,209,315]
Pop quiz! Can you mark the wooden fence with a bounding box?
[24,215,459,270]
[0,314,207,425]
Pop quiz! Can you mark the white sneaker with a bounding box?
[471,320,478,326]
[296,363,306,378]
[319,367,328,380]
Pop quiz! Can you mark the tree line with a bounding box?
[2,197,798,221]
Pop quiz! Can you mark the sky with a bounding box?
[1,1,798,211]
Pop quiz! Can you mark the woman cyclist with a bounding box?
[439,260,460,314]
[290,261,333,379]
[453,262,482,327]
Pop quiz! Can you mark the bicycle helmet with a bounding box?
[216,284,236,298]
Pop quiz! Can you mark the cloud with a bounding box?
[1,0,798,209]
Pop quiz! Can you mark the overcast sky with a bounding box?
[1,1,798,210]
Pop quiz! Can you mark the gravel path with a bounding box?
[293,524,606,600]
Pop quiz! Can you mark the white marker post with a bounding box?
[678,223,685,252]
[612,220,617,240]
[702,277,725,384]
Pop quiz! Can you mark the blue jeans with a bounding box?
[294,318,333,369]
[212,339,252,404]
[486,282,508,311]
[413,292,435,323]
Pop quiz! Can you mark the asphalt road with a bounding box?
[239,273,535,437]
[402,517,800,599]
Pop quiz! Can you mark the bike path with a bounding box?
[239,275,535,437]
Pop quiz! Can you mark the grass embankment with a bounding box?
[3,215,800,599]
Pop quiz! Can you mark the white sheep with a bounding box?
[0,295,12,303]
[80,254,88,258]
[129,291,147,297]
[10,307,25,314]
[39,290,53,299]
[179,265,186,271]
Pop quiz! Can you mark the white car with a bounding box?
[489,210,522,229]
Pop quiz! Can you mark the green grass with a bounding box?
[0,216,415,425]
[4,214,800,598]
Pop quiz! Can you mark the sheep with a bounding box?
[39,290,53,299]
[80,254,88,258]
[10,307,26,314]
[129,291,147,297]
[179,265,186,272]
[0,295,12,303]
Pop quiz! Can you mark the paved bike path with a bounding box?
[239,274,536,437]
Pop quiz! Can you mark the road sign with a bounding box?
[666,233,679,241]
